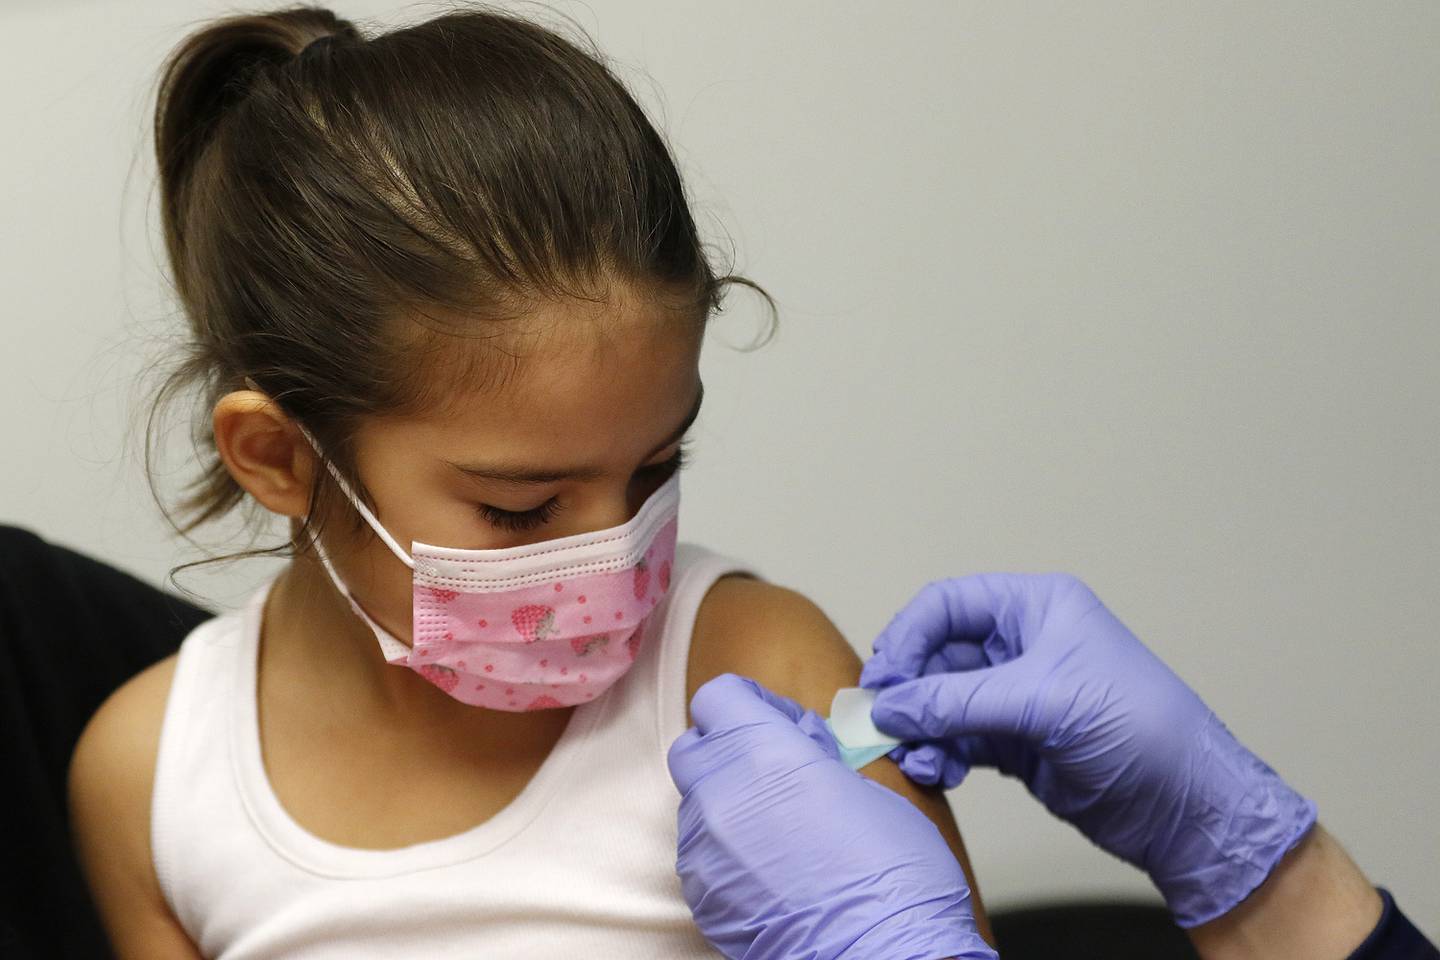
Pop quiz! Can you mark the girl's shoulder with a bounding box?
[69,651,178,843]
[686,574,862,720]
[70,598,237,826]
[68,652,200,952]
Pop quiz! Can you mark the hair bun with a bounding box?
[297,33,338,59]
[297,13,363,57]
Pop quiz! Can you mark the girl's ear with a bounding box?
[212,390,316,518]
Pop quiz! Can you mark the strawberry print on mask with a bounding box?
[406,501,677,711]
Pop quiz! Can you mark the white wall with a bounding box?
[4,0,1435,936]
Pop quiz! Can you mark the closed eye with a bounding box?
[473,440,692,532]
[642,438,692,478]
[474,497,564,532]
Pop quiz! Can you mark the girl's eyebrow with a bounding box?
[444,382,704,486]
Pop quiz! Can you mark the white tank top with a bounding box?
[151,542,754,959]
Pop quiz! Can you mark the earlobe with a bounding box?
[212,390,314,518]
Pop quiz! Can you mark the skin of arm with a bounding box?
[687,574,996,947]
[1188,823,1383,960]
[67,655,205,960]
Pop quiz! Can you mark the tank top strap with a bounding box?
[647,541,760,754]
[150,586,261,931]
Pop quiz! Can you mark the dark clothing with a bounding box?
[1350,888,1439,960]
[991,892,1437,960]
[0,523,1433,959]
[0,526,212,960]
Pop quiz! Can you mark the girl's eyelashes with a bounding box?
[473,439,693,533]
[474,496,564,532]
[648,437,692,477]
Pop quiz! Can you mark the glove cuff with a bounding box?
[837,910,997,960]
[821,892,996,960]
[1149,713,1319,928]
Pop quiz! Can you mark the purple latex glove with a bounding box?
[666,673,995,960]
[861,573,1317,929]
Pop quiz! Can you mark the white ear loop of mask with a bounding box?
[243,376,415,570]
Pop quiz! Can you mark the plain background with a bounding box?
[3,0,1436,938]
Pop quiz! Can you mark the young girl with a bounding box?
[67,5,990,957]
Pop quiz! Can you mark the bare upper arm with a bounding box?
[687,574,994,944]
[67,654,203,959]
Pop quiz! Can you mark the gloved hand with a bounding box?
[861,572,1318,929]
[667,673,995,960]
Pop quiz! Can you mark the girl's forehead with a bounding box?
[396,299,703,450]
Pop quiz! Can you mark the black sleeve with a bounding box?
[1346,888,1439,960]
[0,525,214,960]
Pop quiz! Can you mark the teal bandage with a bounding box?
[825,687,902,771]
[824,723,896,770]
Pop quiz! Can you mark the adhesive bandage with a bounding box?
[825,687,902,770]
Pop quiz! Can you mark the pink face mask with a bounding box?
[285,410,679,712]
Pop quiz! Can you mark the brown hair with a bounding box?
[145,2,773,577]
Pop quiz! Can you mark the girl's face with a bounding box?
[312,295,705,643]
